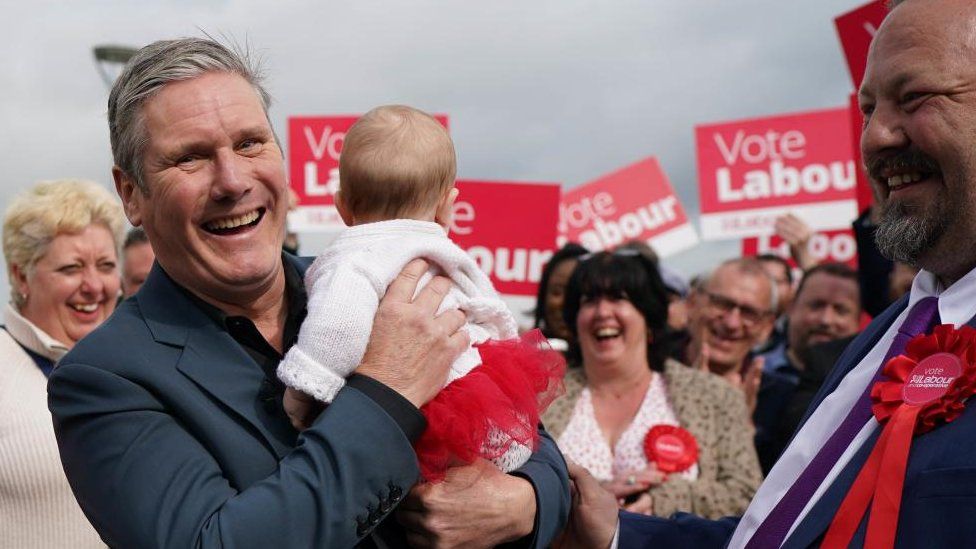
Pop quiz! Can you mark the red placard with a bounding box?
[741,228,858,269]
[287,114,449,231]
[695,107,857,240]
[834,0,888,88]
[449,180,560,297]
[558,157,698,257]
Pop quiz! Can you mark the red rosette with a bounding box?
[643,424,698,473]
[825,324,976,549]
[871,324,976,433]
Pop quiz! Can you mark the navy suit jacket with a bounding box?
[49,256,569,548]
[620,295,976,548]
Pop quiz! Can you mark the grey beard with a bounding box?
[874,201,948,264]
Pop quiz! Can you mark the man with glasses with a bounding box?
[681,258,777,400]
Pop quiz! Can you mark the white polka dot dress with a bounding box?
[557,373,700,482]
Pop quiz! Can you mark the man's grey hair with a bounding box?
[700,257,779,314]
[108,37,272,193]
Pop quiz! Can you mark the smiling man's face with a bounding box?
[116,71,288,303]
[859,0,976,282]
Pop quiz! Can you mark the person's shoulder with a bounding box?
[59,298,156,374]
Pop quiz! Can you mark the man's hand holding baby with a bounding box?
[356,258,469,408]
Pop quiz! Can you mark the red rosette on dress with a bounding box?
[824,324,976,549]
[643,424,698,474]
[414,329,566,482]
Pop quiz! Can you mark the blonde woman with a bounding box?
[1,179,123,548]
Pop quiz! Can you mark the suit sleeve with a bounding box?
[505,426,571,548]
[618,511,738,548]
[648,384,763,519]
[49,362,419,549]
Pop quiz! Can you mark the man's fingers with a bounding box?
[405,532,432,549]
[568,461,606,495]
[397,486,429,513]
[438,309,468,337]
[412,275,453,312]
[395,507,424,529]
[385,259,431,303]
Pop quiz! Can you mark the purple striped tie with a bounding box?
[746,296,940,548]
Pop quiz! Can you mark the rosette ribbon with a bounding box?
[822,325,976,548]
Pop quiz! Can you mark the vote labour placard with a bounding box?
[558,157,698,257]
[450,180,560,297]
[287,114,449,232]
[695,107,857,241]
[741,228,858,270]
[834,0,888,88]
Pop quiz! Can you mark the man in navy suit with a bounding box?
[560,0,976,546]
[48,38,568,547]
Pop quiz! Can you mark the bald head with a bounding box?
[859,0,976,284]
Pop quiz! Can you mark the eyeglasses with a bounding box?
[701,290,773,327]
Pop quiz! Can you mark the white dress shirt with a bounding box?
[729,265,976,548]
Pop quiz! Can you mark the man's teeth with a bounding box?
[71,303,98,313]
[205,210,259,231]
[887,172,923,188]
[595,327,621,339]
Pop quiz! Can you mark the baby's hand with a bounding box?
[283,387,324,430]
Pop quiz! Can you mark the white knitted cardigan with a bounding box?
[277,220,531,472]
[278,219,518,401]
[0,305,104,548]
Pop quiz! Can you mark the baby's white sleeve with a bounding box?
[276,266,380,404]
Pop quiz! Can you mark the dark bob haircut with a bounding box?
[533,242,589,337]
[562,250,670,372]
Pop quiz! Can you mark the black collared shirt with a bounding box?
[183,254,425,442]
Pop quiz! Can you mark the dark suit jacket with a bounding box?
[619,295,976,548]
[49,256,569,548]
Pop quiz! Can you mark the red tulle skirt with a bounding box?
[415,329,566,481]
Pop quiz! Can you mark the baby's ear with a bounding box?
[335,189,354,226]
[435,187,459,230]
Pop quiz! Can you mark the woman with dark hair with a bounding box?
[532,243,588,350]
[541,251,761,519]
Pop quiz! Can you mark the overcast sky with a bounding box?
[0,0,863,297]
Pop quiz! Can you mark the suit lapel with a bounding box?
[783,299,976,547]
[136,263,292,458]
[793,295,909,433]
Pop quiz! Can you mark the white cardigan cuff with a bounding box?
[277,346,347,404]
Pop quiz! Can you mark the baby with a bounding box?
[277,105,563,480]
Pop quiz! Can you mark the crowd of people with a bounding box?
[3,0,976,547]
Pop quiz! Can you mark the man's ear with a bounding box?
[435,187,459,230]
[335,190,354,226]
[113,166,143,227]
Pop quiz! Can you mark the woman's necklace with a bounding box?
[590,371,654,448]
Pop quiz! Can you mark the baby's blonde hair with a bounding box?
[339,105,456,219]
